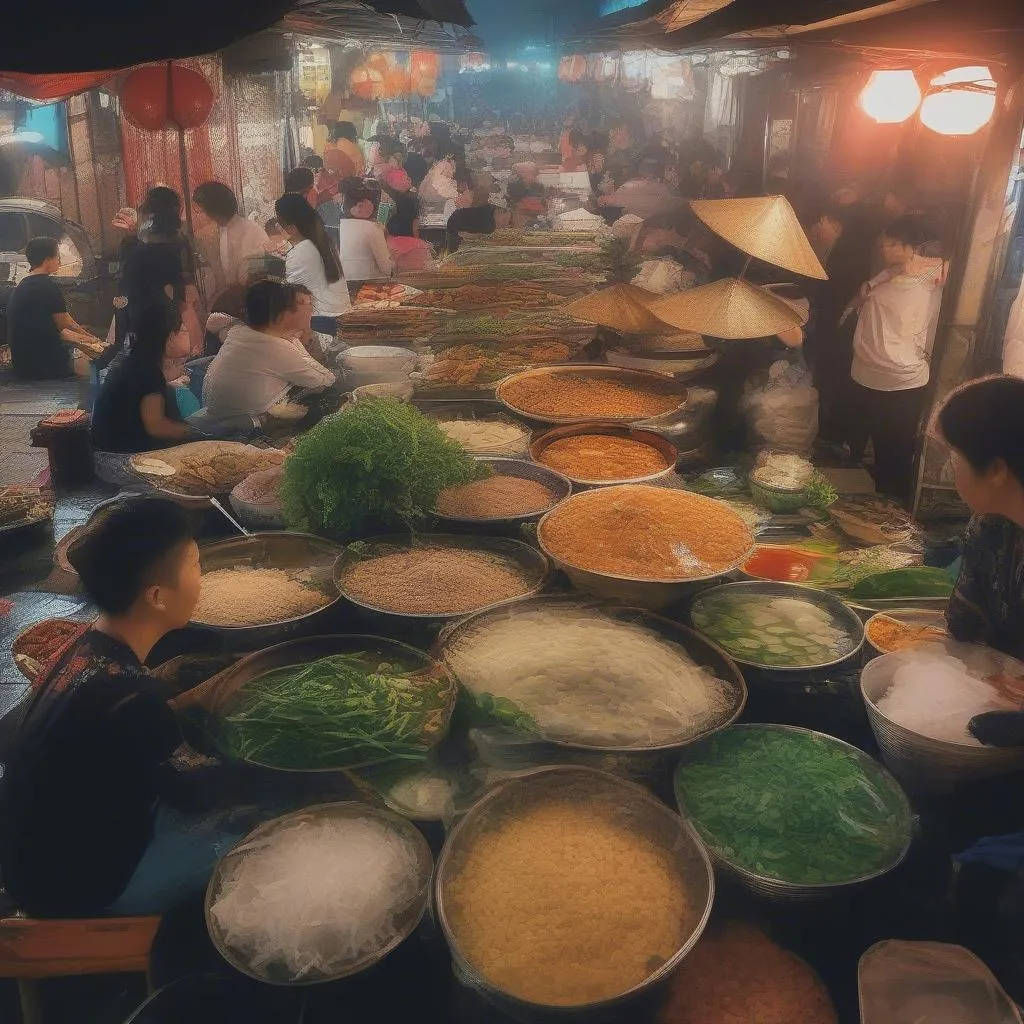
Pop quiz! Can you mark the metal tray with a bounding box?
[433,458,571,526]
[529,422,677,487]
[495,364,688,425]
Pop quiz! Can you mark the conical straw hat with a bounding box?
[649,278,807,340]
[563,283,676,334]
[690,196,828,280]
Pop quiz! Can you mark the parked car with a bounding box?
[0,197,115,350]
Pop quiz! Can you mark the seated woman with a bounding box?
[939,376,1024,663]
[275,192,351,334]
[91,302,191,454]
[203,279,335,421]
[0,497,246,917]
[336,188,394,283]
[380,167,432,273]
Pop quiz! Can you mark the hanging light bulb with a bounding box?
[858,70,921,124]
[920,66,997,136]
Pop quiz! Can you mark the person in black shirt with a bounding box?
[7,236,104,379]
[122,187,196,322]
[92,301,191,453]
[0,497,247,917]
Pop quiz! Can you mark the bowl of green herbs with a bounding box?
[195,635,458,773]
[674,724,912,902]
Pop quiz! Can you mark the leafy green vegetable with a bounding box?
[851,566,954,600]
[280,399,487,538]
[805,473,838,509]
[674,727,909,884]
[222,652,452,770]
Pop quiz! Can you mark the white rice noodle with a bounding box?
[446,606,730,747]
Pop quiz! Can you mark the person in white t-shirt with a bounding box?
[274,193,351,334]
[203,280,335,420]
[847,215,946,504]
[337,190,394,283]
[191,181,268,294]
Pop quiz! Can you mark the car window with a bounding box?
[0,212,27,254]
[26,213,61,241]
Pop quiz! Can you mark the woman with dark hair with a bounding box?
[325,121,364,179]
[122,186,201,354]
[938,376,1024,663]
[192,181,268,292]
[274,192,351,330]
[92,301,191,453]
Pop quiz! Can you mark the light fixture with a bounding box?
[858,70,921,124]
[919,65,997,136]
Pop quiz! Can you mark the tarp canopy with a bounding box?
[0,0,473,76]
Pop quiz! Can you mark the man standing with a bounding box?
[7,236,103,379]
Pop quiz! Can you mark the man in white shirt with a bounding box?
[203,280,336,420]
[191,182,269,292]
[337,190,394,283]
[847,215,945,504]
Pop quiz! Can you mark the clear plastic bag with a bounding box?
[740,360,819,455]
[859,940,1023,1024]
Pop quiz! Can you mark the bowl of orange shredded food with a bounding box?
[436,766,714,1016]
[865,610,948,657]
[496,365,687,424]
[537,484,754,608]
[530,422,678,487]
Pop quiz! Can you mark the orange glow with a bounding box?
[858,70,921,124]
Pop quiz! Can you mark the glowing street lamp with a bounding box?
[920,66,997,137]
[858,69,921,124]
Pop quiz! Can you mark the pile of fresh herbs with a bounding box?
[222,653,452,771]
[674,726,909,884]
[280,399,487,539]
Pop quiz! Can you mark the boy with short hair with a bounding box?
[0,498,239,916]
[6,236,104,379]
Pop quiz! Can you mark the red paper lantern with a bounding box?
[120,63,214,132]
[383,67,411,98]
[350,65,385,101]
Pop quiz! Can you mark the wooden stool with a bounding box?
[0,914,161,1024]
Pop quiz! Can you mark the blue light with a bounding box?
[599,0,647,15]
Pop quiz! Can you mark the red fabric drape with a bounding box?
[0,70,118,101]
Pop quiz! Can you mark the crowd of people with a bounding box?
[2,113,953,503]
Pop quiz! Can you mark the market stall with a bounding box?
[3,205,1024,1024]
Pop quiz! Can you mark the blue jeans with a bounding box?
[106,803,246,916]
[311,315,340,337]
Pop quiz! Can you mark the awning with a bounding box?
[0,0,473,75]
[0,0,294,73]
[0,71,120,102]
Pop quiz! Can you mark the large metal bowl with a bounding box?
[861,639,1024,793]
[205,801,433,985]
[180,633,458,772]
[436,596,746,759]
[674,723,913,903]
[529,422,677,488]
[433,458,571,526]
[496,364,687,425]
[536,485,754,610]
[435,766,715,1020]
[334,533,549,623]
[688,580,865,674]
[192,533,344,648]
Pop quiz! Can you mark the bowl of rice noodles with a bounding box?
[861,639,1024,794]
[438,597,745,759]
[205,801,434,984]
[435,766,715,1018]
[191,533,345,647]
